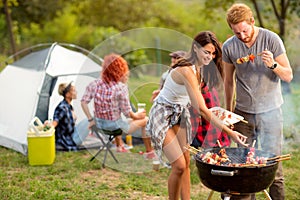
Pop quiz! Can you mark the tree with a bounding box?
[204,0,300,42]
[0,0,66,55]
[11,0,65,25]
[1,0,17,55]
[254,0,300,42]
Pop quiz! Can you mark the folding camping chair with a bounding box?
[90,125,123,167]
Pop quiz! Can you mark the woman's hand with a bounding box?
[44,120,56,128]
[129,110,147,120]
[150,89,160,103]
[88,120,95,129]
[135,109,146,119]
[230,130,249,147]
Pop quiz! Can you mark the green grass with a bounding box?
[0,144,299,200]
[1,77,300,199]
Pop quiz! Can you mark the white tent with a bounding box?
[0,43,102,155]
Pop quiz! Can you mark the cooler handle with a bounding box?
[29,117,44,136]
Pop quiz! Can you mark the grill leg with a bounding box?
[263,189,272,200]
[208,191,233,200]
[223,194,231,200]
[207,190,214,200]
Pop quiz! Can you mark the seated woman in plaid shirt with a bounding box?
[81,53,155,157]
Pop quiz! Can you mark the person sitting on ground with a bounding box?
[81,53,155,158]
[49,82,88,151]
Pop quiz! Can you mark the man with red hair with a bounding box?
[222,3,293,200]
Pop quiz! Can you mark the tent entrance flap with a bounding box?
[35,75,57,122]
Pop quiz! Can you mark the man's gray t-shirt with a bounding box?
[222,28,285,114]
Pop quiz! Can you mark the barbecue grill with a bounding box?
[194,147,279,200]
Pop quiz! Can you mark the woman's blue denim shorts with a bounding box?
[95,117,129,133]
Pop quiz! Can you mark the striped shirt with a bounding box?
[81,79,131,120]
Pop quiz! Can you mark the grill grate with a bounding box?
[227,149,247,163]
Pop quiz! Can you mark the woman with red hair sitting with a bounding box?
[81,53,155,157]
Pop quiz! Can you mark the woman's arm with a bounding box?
[81,101,95,128]
[175,67,248,146]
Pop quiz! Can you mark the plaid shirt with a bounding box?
[81,79,131,120]
[190,84,231,148]
[53,99,77,150]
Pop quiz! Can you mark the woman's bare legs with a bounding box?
[142,135,153,152]
[128,117,154,153]
[115,136,122,147]
[176,126,190,199]
[180,149,190,199]
[163,125,190,200]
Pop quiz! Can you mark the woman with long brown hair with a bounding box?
[146,31,248,200]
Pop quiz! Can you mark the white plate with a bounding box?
[209,107,244,126]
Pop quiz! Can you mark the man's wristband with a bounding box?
[269,62,278,70]
[88,118,93,122]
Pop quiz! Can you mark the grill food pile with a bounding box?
[198,147,267,167]
[199,148,229,165]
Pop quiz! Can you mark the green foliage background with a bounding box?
[1,0,300,71]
